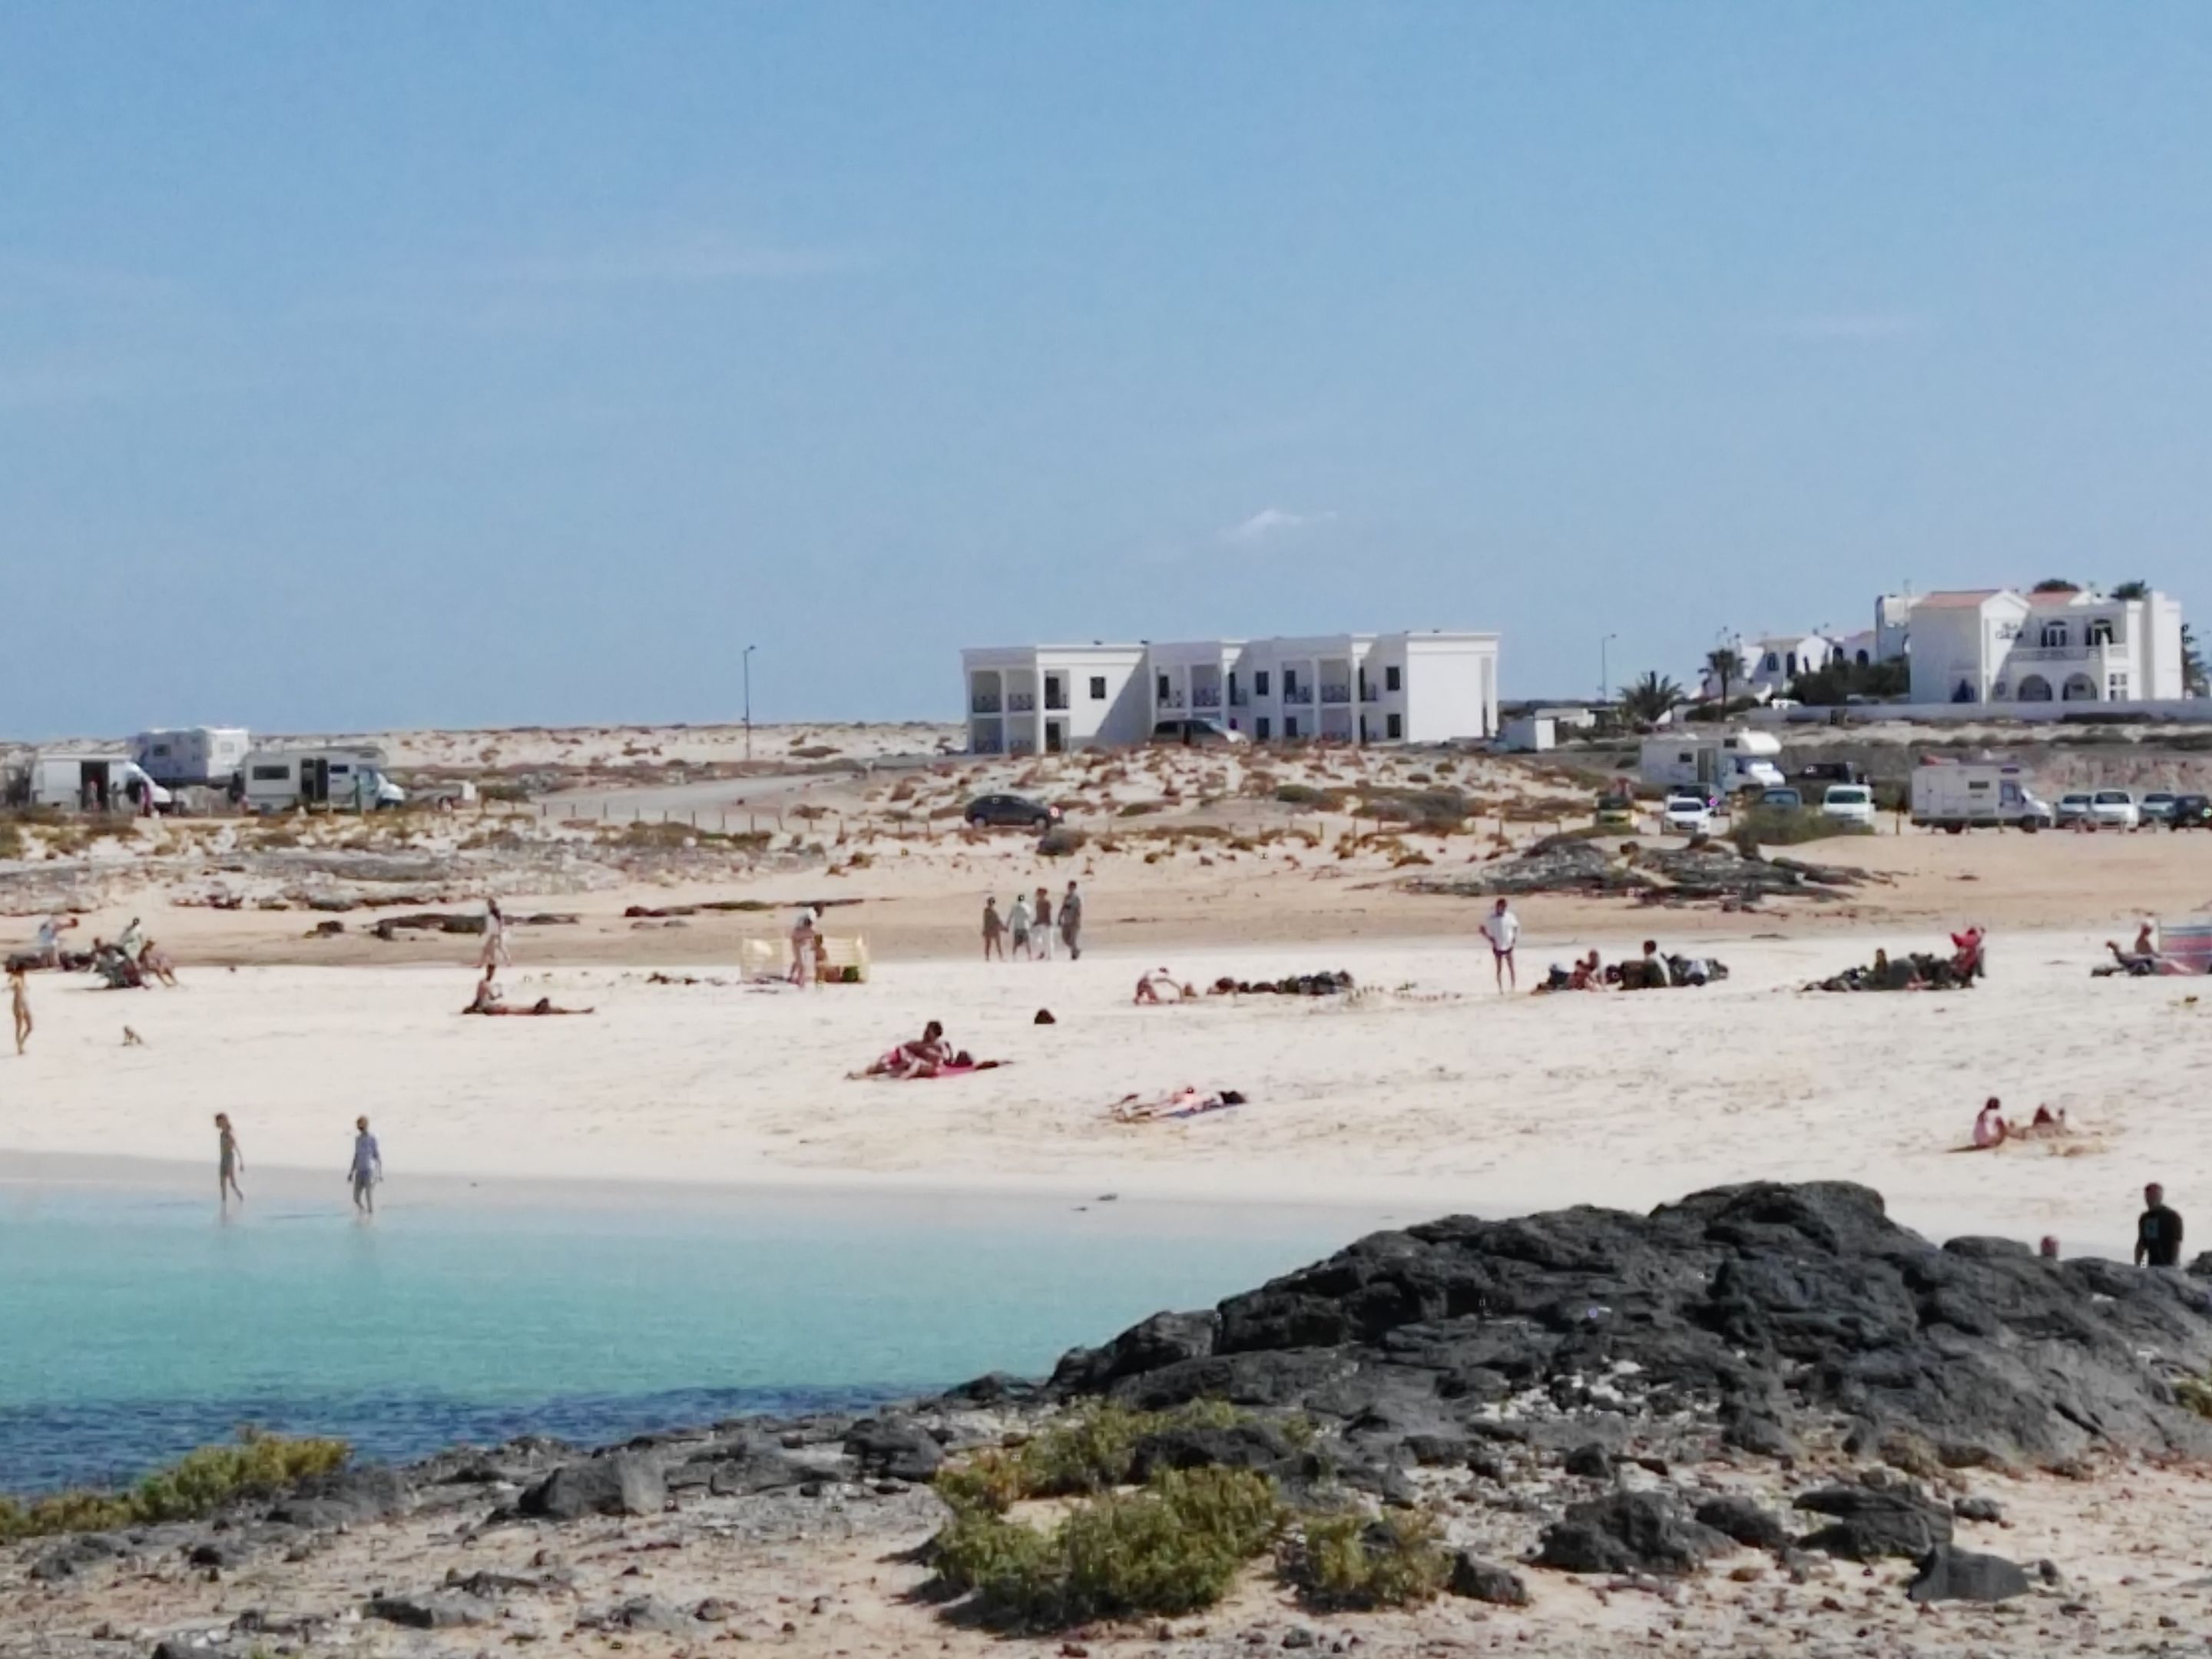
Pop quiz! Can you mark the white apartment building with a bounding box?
[962,631,1500,753]
[1896,587,2186,705]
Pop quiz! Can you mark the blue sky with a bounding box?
[6,4,2210,734]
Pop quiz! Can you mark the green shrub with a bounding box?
[1729,810,1873,849]
[1038,827,1089,858]
[1273,784,1345,809]
[1117,801,1164,818]
[0,1432,349,1542]
[1280,1508,1450,1610]
[0,821,21,860]
[934,1466,1283,1629]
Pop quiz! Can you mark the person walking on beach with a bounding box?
[478,897,511,970]
[2136,1183,2184,1268]
[349,1116,383,1215]
[215,1112,245,1207]
[982,897,1007,962]
[788,906,818,986]
[1059,881,1083,960]
[1479,898,1522,992]
[9,965,30,1055]
[1008,892,1034,960]
[1031,886,1055,961]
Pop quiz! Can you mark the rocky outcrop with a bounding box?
[1048,1182,2212,1468]
[518,1452,664,1519]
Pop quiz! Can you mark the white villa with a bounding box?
[1887,587,2187,705]
[961,631,1502,754]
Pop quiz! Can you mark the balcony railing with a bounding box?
[1008,693,1036,711]
[1359,687,1379,703]
[1281,682,1306,702]
[2010,643,2116,662]
[1192,688,1221,709]
[1320,684,1351,704]
[1228,690,1249,708]
[970,696,1002,714]
[1045,694,1068,711]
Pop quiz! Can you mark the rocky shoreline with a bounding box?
[12,1181,2212,1657]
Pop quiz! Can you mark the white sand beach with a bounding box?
[5,928,2199,1256]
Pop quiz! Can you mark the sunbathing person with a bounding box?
[2024,1104,2071,1139]
[1134,968,1191,1005]
[1536,951,1604,993]
[1971,1097,2009,1150]
[862,1021,952,1077]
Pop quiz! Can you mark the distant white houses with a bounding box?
[1883,587,2187,705]
[960,631,1502,754]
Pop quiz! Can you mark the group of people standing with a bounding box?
[212,1112,383,1216]
[982,882,1082,962]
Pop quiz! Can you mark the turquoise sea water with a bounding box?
[0,1176,1380,1492]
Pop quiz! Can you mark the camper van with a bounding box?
[12,753,173,813]
[1637,730,1786,796]
[134,727,250,789]
[240,747,406,813]
[1909,759,2053,833]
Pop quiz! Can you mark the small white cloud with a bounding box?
[1220,508,1336,545]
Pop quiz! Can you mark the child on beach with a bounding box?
[9,965,28,1055]
[216,1113,245,1207]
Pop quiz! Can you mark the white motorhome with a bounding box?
[1637,730,1786,796]
[134,727,251,789]
[1909,758,2053,833]
[12,753,173,813]
[240,747,405,813]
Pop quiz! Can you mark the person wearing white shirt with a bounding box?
[1479,899,1522,992]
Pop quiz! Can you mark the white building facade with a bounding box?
[962,631,1500,753]
[1896,588,2187,705]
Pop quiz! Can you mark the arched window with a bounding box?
[2062,673,2098,701]
[2088,618,2115,647]
[2040,621,2071,649]
[1856,650,1869,666]
[1990,681,2010,701]
[2017,674,2053,702]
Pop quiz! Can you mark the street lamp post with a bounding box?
[743,644,757,760]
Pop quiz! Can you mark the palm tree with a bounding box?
[1619,671,1686,726]
[2111,579,2150,601]
[1704,647,1743,704]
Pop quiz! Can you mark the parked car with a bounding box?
[1663,794,1715,836]
[2170,793,2212,830]
[2055,792,2095,826]
[1798,760,1866,785]
[2141,791,2179,824]
[1594,793,1637,829]
[1820,783,1876,826]
[1759,787,1804,811]
[1150,718,1245,747]
[963,793,1061,829]
[2089,790,2141,830]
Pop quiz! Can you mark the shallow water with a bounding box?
[0,1176,1378,1491]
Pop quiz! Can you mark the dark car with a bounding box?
[2171,794,2212,830]
[1797,761,1865,784]
[962,793,1060,829]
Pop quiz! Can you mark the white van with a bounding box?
[1820,783,1876,827]
[15,753,174,814]
[1909,760,2052,833]
[241,748,405,813]
[134,727,251,789]
[1638,730,1786,796]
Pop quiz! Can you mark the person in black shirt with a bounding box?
[2136,1184,2184,1268]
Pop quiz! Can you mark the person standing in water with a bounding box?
[9,965,28,1056]
[215,1112,245,1207]
[349,1116,382,1214]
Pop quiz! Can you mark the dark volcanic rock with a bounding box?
[365,1591,495,1628]
[1906,1544,2032,1604]
[518,1452,664,1520]
[1535,1491,1730,1575]
[1041,1182,2212,1465]
[1796,1483,1954,1560]
[844,1416,942,1482]
[1695,1495,1791,1551]
[1448,1552,1531,1605]
[269,1465,412,1528]
[1128,1419,1298,1480]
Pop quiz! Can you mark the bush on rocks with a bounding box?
[1281,1508,1451,1610]
[0,1432,350,1542]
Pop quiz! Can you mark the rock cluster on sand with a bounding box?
[1406,835,1879,907]
[1049,1181,2212,1469]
